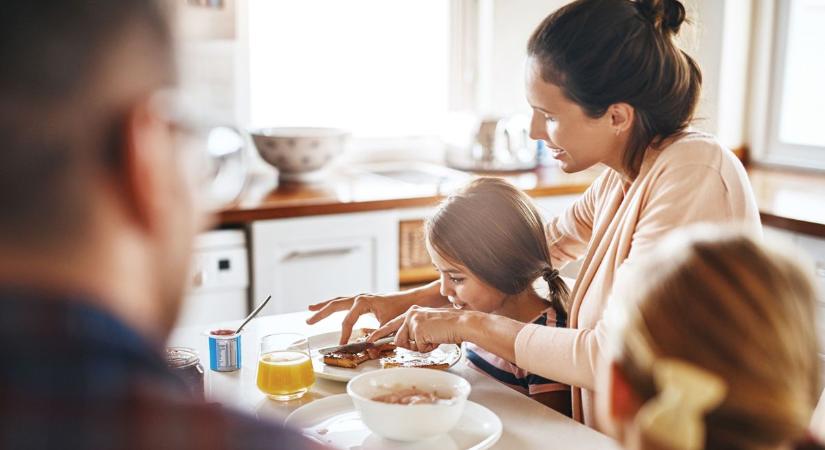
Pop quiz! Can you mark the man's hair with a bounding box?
[0,0,173,245]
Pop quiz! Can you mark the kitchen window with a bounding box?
[755,0,825,169]
[239,0,477,142]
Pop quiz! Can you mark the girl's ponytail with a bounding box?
[542,266,569,321]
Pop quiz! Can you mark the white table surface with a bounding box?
[167,310,620,450]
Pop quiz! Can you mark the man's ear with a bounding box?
[118,97,166,234]
[610,362,643,421]
[608,103,635,136]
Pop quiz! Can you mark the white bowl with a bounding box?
[249,127,348,182]
[346,368,471,442]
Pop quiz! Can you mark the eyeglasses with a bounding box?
[151,90,248,210]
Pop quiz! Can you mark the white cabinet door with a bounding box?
[251,211,398,315]
[797,234,825,302]
[763,225,798,247]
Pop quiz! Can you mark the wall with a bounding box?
[175,0,238,123]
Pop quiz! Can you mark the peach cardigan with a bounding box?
[515,132,761,425]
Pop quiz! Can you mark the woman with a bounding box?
[599,229,822,450]
[308,0,760,425]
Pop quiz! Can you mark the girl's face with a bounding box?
[525,57,627,174]
[426,240,507,313]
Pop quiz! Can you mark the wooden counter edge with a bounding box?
[217,184,591,224]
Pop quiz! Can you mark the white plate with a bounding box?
[308,331,462,382]
[286,394,502,450]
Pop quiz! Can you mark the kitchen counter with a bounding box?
[217,162,825,237]
[167,310,621,449]
[217,164,600,224]
[748,165,825,238]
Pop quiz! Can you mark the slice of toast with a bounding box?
[380,352,450,370]
[322,329,397,369]
[323,351,370,368]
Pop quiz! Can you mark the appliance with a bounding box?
[177,229,249,327]
[446,116,539,172]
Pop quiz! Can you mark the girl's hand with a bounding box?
[371,306,476,353]
[306,281,447,345]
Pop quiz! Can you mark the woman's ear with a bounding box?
[610,362,643,421]
[608,103,635,136]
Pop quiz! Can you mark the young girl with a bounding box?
[599,229,823,450]
[420,177,572,414]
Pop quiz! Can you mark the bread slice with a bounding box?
[322,329,397,369]
[323,351,370,368]
[380,352,450,370]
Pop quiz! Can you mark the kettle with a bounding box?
[447,115,538,172]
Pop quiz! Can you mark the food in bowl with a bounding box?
[249,127,348,182]
[347,367,471,441]
[372,386,453,405]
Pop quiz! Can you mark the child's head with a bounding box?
[600,228,821,450]
[425,177,568,316]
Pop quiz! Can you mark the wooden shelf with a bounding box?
[399,266,439,286]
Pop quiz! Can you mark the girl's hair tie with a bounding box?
[542,267,560,282]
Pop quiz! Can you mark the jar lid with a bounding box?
[166,347,200,369]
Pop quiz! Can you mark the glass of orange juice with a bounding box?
[256,333,315,401]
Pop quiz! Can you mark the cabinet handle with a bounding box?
[282,247,359,261]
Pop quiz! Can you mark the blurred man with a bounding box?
[0,1,323,449]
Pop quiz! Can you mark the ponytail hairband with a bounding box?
[637,358,727,450]
[621,311,728,450]
[542,267,560,282]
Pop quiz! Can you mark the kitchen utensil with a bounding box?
[235,294,272,334]
[446,115,538,172]
[316,336,397,356]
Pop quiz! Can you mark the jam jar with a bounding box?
[165,347,205,400]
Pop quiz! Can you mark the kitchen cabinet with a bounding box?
[178,230,249,327]
[765,226,825,379]
[797,234,825,296]
[251,211,398,315]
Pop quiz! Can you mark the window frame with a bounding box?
[751,0,825,170]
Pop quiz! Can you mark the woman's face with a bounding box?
[426,240,507,313]
[525,57,625,174]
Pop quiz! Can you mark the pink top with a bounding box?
[514,132,761,426]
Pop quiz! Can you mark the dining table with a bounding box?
[167,310,621,450]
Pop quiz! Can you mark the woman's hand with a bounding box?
[306,281,448,345]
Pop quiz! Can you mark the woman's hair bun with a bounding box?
[635,0,687,35]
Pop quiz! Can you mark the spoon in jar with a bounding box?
[235,295,272,334]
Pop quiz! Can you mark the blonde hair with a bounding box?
[426,177,569,317]
[609,228,821,450]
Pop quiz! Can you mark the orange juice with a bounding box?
[256,351,315,400]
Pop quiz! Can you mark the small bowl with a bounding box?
[346,368,471,442]
[249,127,348,182]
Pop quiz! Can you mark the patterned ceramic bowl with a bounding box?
[250,127,349,182]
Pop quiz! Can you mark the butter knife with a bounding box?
[316,336,396,355]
